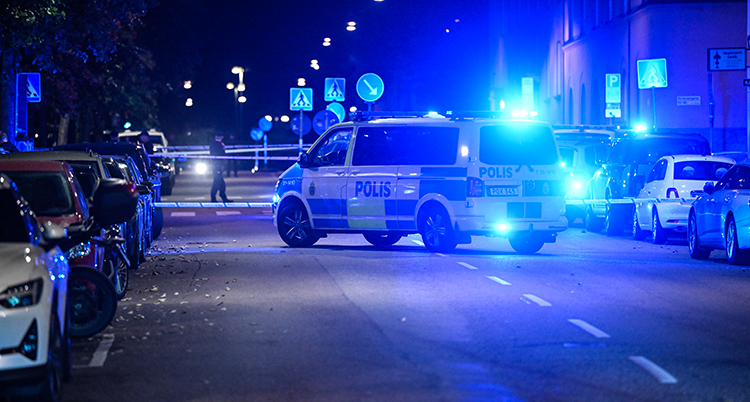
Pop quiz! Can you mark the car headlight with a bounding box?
[0,279,44,308]
[65,241,92,260]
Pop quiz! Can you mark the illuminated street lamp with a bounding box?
[227,66,246,137]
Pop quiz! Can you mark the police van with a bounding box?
[272,112,567,253]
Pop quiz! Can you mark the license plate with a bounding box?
[487,186,518,197]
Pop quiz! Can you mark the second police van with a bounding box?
[272,112,567,254]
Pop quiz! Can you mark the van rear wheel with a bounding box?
[363,233,402,247]
[419,206,457,253]
[508,233,545,254]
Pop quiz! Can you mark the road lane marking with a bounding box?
[89,334,114,367]
[458,262,478,270]
[170,212,196,217]
[487,276,511,285]
[568,319,610,338]
[216,210,241,216]
[522,294,552,307]
[629,356,678,384]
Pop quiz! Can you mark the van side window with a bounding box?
[352,126,459,166]
[308,129,353,166]
[479,125,558,165]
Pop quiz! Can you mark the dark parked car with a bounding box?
[584,132,710,235]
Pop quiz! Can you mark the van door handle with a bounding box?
[336,170,346,176]
[350,169,360,175]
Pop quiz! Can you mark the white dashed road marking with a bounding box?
[486,276,511,285]
[568,319,610,338]
[170,212,196,217]
[458,262,478,270]
[216,210,241,216]
[522,294,552,307]
[89,334,114,367]
[629,356,678,384]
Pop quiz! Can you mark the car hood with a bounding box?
[0,243,46,288]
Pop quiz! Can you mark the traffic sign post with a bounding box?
[708,48,746,71]
[290,88,313,111]
[637,59,668,130]
[324,78,346,102]
[605,73,621,120]
[356,73,384,104]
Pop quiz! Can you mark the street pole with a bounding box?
[299,110,304,155]
[651,87,657,131]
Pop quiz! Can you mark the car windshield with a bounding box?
[2,171,76,217]
[615,138,709,165]
[479,125,558,165]
[674,161,733,181]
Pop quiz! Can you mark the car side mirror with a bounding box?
[92,178,139,227]
[703,182,715,195]
[136,184,151,195]
[298,153,310,168]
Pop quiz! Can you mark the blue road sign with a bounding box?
[290,88,313,111]
[637,59,668,89]
[250,128,264,141]
[313,110,339,136]
[324,78,346,102]
[326,102,346,124]
[290,114,312,136]
[356,73,384,102]
[19,73,41,103]
[258,116,273,132]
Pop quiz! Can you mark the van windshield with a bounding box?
[479,125,558,165]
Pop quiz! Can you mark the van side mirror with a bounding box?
[703,182,715,195]
[92,178,139,227]
[298,153,310,168]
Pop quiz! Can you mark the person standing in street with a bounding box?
[139,130,156,154]
[210,132,232,203]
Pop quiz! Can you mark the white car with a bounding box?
[689,160,750,265]
[633,155,734,243]
[0,175,70,401]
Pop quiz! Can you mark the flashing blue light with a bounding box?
[496,223,510,232]
[634,124,648,132]
[123,122,132,129]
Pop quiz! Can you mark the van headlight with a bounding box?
[0,279,44,308]
[66,241,92,260]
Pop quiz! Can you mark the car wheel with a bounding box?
[633,207,647,240]
[688,210,711,259]
[585,206,604,233]
[67,267,117,338]
[277,202,320,247]
[604,205,622,236]
[113,247,129,300]
[363,233,402,247]
[508,233,545,254]
[652,208,668,244]
[726,216,750,265]
[419,206,457,253]
[40,315,65,402]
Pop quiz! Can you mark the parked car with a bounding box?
[554,127,614,224]
[116,130,175,194]
[54,142,163,239]
[688,160,750,265]
[633,155,734,243]
[585,132,711,235]
[0,174,70,401]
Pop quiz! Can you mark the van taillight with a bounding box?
[666,188,679,198]
[467,177,484,197]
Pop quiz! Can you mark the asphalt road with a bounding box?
[60,170,750,402]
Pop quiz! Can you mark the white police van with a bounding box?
[273,112,567,253]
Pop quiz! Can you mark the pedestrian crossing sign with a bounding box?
[637,58,668,89]
[290,88,313,111]
[324,78,345,102]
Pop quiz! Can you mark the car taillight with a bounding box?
[666,187,679,198]
[467,177,484,197]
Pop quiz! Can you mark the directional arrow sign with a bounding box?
[637,58,668,89]
[356,73,384,102]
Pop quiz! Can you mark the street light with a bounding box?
[227,66,246,138]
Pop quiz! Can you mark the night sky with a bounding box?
[140,0,491,142]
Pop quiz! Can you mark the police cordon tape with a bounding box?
[154,202,273,208]
[567,198,694,206]
[152,154,299,161]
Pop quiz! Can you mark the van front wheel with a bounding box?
[419,206,457,253]
[277,203,320,247]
